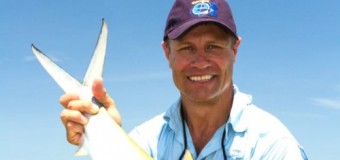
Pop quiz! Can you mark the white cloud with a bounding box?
[23,55,36,62]
[311,97,340,110]
[281,110,327,119]
[23,55,61,62]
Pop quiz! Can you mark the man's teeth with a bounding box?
[189,75,213,82]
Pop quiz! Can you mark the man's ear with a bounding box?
[161,41,171,60]
[232,37,242,63]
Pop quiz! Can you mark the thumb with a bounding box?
[92,78,122,126]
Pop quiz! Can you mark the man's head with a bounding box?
[163,0,238,41]
[162,0,241,104]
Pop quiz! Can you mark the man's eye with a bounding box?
[180,46,193,51]
[207,45,219,49]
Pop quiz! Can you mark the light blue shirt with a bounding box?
[129,86,308,159]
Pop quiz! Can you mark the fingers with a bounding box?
[59,78,123,146]
[59,93,95,146]
[60,110,87,145]
[92,78,115,108]
[66,121,84,145]
[92,78,122,126]
[60,94,98,115]
[60,109,87,126]
[59,93,79,108]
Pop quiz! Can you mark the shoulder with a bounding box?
[230,88,299,143]
[242,105,307,159]
[230,90,289,136]
[129,112,167,141]
[245,105,293,138]
[129,113,167,156]
[131,113,166,133]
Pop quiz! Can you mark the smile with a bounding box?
[189,75,213,82]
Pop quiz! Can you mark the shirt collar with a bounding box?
[227,85,252,133]
[163,98,183,135]
[163,85,252,134]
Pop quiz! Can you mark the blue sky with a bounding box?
[1,0,339,159]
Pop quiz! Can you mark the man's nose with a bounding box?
[190,51,211,69]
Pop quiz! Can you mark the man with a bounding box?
[60,0,308,159]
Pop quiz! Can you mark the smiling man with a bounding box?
[60,0,308,159]
[162,22,240,156]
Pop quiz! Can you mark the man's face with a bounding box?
[162,23,241,104]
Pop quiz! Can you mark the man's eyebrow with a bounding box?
[174,39,192,45]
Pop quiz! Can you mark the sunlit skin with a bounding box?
[162,23,241,153]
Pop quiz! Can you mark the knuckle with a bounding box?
[60,109,86,125]
[67,135,78,145]
[60,110,69,123]
[67,100,92,112]
[67,101,76,110]
[66,122,75,130]
[60,94,80,108]
[59,96,65,106]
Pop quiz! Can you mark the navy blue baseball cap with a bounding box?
[164,0,238,40]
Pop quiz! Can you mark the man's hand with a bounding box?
[59,78,121,145]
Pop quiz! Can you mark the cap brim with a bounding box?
[167,18,236,40]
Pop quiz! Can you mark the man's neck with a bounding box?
[181,86,234,154]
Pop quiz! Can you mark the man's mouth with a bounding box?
[189,75,213,82]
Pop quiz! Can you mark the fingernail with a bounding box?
[81,116,88,124]
[91,104,99,113]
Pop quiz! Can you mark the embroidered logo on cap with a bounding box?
[191,0,218,17]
